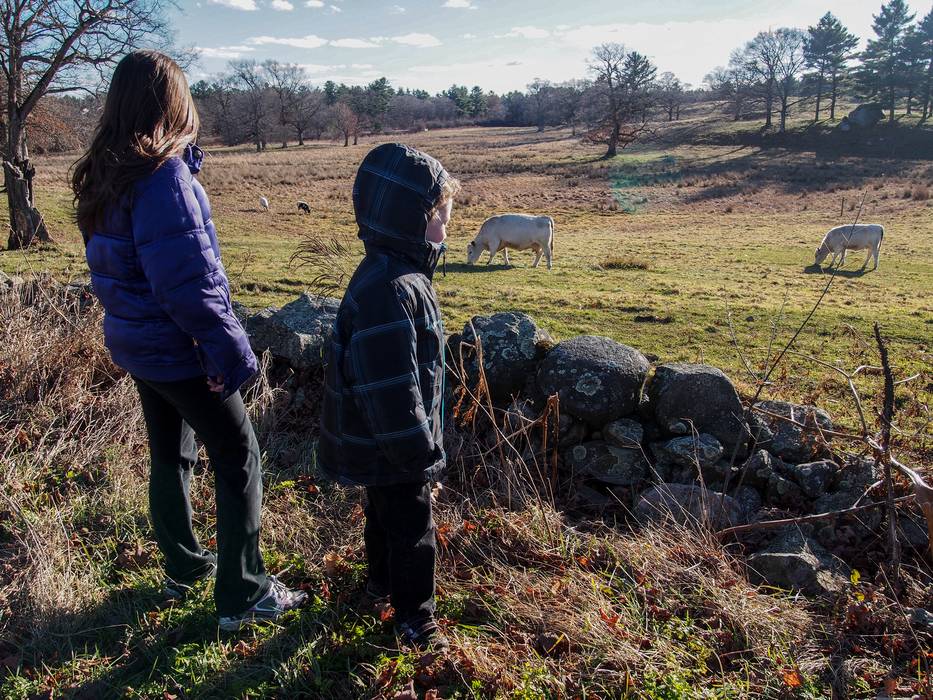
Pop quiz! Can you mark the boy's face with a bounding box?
[425,199,453,244]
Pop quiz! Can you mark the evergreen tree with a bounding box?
[910,8,933,119]
[468,86,487,117]
[804,13,859,120]
[859,0,916,122]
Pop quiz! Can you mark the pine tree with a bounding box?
[805,13,859,120]
[912,8,933,119]
[859,0,916,122]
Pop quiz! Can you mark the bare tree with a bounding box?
[1,0,174,249]
[229,60,269,152]
[586,43,657,157]
[656,71,686,121]
[554,79,588,135]
[262,60,304,148]
[773,28,807,132]
[742,30,783,129]
[526,78,552,132]
[291,85,325,145]
[331,101,359,147]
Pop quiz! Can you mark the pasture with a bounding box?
[7,109,933,423]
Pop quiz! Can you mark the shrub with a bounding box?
[601,256,650,270]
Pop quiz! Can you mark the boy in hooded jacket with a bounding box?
[319,143,458,649]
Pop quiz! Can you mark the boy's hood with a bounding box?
[353,143,449,276]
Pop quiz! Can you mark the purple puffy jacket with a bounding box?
[84,145,258,398]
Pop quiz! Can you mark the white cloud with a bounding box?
[270,0,294,9]
[331,37,380,48]
[391,32,442,48]
[351,63,374,68]
[442,0,476,8]
[208,0,258,9]
[248,34,329,48]
[389,4,406,13]
[461,33,477,39]
[328,4,342,11]
[305,0,324,6]
[497,26,550,40]
[197,45,256,58]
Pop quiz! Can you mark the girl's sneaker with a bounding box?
[164,562,216,600]
[218,575,307,631]
[397,615,449,651]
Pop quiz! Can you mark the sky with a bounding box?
[176,0,932,93]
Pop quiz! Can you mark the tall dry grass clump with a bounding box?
[0,280,147,645]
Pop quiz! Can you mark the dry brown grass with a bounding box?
[0,280,832,698]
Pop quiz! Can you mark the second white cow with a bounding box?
[466,214,554,270]
[815,223,885,271]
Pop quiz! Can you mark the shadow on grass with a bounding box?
[443,262,512,274]
[803,264,872,278]
[54,585,398,699]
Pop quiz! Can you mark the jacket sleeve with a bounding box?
[132,173,258,397]
[348,283,437,468]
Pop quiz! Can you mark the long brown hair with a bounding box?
[72,50,199,238]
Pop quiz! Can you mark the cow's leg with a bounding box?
[486,240,499,265]
[502,247,511,266]
[544,243,553,271]
[839,249,847,267]
[531,247,543,268]
[872,243,880,270]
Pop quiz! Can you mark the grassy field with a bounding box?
[5,107,933,422]
[1,105,932,698]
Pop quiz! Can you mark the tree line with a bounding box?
[705,1,933,129]
[2,0,932,249]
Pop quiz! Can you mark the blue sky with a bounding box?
[176,0,931,92]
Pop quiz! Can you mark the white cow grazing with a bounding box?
[259,196,270,212]
[466,214,555,270]
[815,223,884,271]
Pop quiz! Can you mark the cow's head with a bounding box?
[466,240,482,265]
[814,243,829,265]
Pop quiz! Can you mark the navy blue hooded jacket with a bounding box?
[84,145,257,397]
[318,143,448,486]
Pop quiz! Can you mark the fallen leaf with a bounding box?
[782,669,803,688]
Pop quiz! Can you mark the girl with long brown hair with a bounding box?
[73,50,305,630]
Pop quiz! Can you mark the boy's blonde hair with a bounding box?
[430,176,462,219]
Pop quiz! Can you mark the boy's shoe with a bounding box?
[364,578,390,600]
[218,575,308,632]
[397,615,449,651]
[164,562,216,600]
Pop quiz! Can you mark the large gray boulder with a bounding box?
[740,449,782,490]
[847,103,884,129]
[246,293,339,371]
[747,528,850,597]
[753,400,833,464]
[563,441,646,486]
[781,460,839,499]
[461,312,553,401]
[635,483,744,530]
[644,363,748,454]
[537,336,650,425]
[603,418,644,448]
[652,433,723,470]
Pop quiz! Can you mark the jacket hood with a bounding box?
[183,143,204,175]
[353,143,449,275]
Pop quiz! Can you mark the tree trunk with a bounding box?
[4,116,52,250]
[343,132,349,147]
[906,85,914,115]
[830,71,839,120]
[764,79,774,128]
[605,123,619,158]
[889,81,896,122]
[814,72,824,121]
[353,133,358,145]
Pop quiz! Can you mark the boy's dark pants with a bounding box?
[133,376,269,617]
[364,481,436,624]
